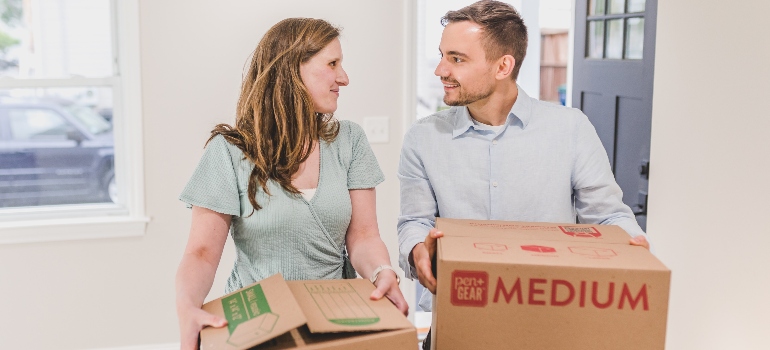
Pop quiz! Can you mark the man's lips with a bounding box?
[442,81,459,89]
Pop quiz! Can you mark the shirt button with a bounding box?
[492,140,498,145]
[492,181,498,187]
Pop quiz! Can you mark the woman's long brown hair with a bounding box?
[208,18,340,212]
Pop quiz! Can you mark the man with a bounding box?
[397,1,649,348]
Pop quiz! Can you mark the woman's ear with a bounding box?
[496,55,515,80]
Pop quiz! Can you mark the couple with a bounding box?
[176,1,650,349]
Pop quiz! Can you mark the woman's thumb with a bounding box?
[207,314,228,328]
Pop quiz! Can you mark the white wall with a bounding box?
[649,1,770,349]
[0,1,409,349]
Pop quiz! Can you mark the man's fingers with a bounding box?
[424,229,444,251]
[629,236,650,250]
[417,260,437,293]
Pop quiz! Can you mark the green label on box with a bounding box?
[222,284,273,335]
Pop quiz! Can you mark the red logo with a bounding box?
[451,270,489,307]
[474,243,508,251]
[569,246,617,257]
[520,245,556,253]
[559,226,602,238]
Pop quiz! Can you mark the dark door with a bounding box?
[572,0,657,230]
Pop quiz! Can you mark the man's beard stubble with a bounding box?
[441,78,493,106]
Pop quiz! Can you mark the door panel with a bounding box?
[572,0,657,230]
[580,91,616,168]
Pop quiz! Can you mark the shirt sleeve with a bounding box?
[179,135,241,216]
[570,111,650,247]
[397,126,437,279]
[345,121,385,189]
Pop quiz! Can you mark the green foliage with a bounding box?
[0,29,19,53]
[0,0,22,27]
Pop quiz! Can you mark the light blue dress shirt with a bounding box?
[397,87,646,311]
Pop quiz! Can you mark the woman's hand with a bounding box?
[370,269,409,316]
[178,304,228,350]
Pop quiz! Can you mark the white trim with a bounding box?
[402,0,418,323]
[0,215,149,244]
[85,343,179,350]
[113,0,146,225]
[402,0,417,137]
[0,77,116,88]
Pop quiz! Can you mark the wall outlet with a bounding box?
[363,116,389,144]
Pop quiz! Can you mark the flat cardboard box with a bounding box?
[200,274,417,350]
[431,218,671,350]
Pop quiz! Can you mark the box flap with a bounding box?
[286,279,413,334]
[436,218,631,244]
[439,236,669,271]
[200,274,307,350]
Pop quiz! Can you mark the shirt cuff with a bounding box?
[399,234,426,280]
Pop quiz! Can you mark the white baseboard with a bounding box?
[86,343,179,350]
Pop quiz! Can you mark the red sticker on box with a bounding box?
[451,270,489,307]
[521,245,556,253]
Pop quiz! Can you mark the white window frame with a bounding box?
[0,0,148,244]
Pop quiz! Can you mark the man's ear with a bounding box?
[495,55,515,80]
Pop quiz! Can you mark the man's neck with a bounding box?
[467,82,519,126]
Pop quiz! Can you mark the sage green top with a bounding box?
[180,120,384,293]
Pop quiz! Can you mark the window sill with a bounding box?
[0,215,150,245]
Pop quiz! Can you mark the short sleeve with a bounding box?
[345,121,385,189]
[179,135,241,216]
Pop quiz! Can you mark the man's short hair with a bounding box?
[442,0,528,80]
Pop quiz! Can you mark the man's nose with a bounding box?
[434,59,448,77]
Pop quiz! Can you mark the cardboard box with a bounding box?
[200,274,417,350]
[431,218,670,350]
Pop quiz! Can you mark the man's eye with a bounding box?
[453,57,462,63]
[330,61,337,67]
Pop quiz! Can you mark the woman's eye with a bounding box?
[330,61,337,67]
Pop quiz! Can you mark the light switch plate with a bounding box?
[362,116,389,143]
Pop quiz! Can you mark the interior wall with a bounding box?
[648,0,770,349]
[0,1,409,349]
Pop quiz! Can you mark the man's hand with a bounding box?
[370,270,409,315]
[629,235,650,250]
[410,228,444,294]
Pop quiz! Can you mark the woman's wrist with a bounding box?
[370,265,400,285]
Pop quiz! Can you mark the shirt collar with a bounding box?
[451,85,533,138]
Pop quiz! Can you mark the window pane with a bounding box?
[605,19,624,59]
[628,0,646,13]
[625,17,645,59]
[0,0,113,79]
[608,0,625,14]
[0,87,116,208]
[589,0,606,15]
[587,20,605,58]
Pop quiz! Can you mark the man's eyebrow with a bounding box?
[446,50,469,58]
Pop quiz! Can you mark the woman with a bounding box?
[175,18,407,349]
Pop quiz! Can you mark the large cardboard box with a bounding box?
[431,218,671,350]
[200,274,417,349]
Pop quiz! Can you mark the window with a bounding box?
[586,0,645,60]
[0,0,146,243]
